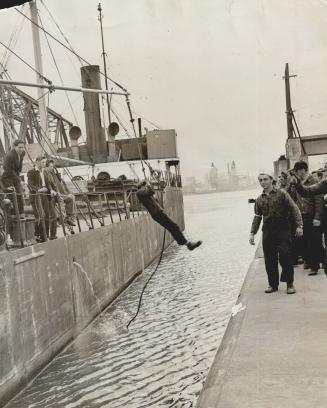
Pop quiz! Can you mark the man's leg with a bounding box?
[47,197,57,239]
[309,224,323,272]
[302,216,309,265]
[14,181,24,214]
[64,194,75,218]
[152,211,187,245]
[278,232,294,286]
[262,232,279,290]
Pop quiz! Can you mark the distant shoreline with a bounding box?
[183,186,258,195]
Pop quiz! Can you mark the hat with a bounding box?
[258,171,274,180]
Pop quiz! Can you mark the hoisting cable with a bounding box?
[126,229,166,329]
[291,110,307,155]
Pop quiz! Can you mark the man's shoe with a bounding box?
[65,218,76,227]
[186,241,202,251]
[49,236,57,240]
[308,270,318,276]
[265,286,278,293]
[287,285,296,294]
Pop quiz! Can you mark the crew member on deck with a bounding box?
[136,181,202,250]
[249,172,303,294]
[27,156,57,241]
[1,139,25,215]
[45,159,76,226]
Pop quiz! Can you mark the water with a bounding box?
[7,190,258,408]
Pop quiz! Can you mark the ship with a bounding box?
[0,2,185,406]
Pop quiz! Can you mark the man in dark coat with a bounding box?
[291,161,324,276]
[136,181,202,250]
[1,139,25,214]
[250,172,303,294]
[27,156,57,241]
[45,159,76,226]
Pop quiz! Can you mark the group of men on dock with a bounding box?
[1,139,76,243]
[250,160,327,294]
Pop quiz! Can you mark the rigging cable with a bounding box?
[0,39,52,85]
[126,228,166,329]
[15,7,128,93]
[1,6,25,68]
[38,11,79,127]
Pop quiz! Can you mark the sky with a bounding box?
[1,0,327,179]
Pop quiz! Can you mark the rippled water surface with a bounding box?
[8,190,258,408]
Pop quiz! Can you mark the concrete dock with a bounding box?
[197,246,327,408]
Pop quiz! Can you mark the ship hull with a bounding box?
[0,187,184,407]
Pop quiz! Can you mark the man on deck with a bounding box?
[45,159,76,226]
[136,181,202,250]
[1,139,25,215]
[249,172,303,294]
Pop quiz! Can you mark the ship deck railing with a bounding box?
[0,186,169,250]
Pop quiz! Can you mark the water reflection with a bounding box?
[8,190,257,408]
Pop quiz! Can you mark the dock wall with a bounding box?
[0,188,184,407]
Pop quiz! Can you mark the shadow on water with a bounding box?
[7,190,258,408]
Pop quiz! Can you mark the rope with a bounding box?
[126,228,166,329]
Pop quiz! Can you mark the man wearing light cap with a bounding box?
[249,172,303,294]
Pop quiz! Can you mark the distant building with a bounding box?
[208,162,218,190]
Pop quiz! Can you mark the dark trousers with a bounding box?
[262,221,294,288]
[4,181,24,214]
[302,215,323,271]
[152,211,187,245]
[30,194,57,239]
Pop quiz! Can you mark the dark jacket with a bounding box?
[251,187,302,234]
[296,178,327,197]
[136,184,163,216]
[27,168,56,194]
[46,168,67,194]
[296,174,323,220]
[1,149,23,187]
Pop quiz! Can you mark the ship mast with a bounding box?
[98,3,111,125]
[29,0,51,153]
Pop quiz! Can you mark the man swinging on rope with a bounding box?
[136,181,202,250]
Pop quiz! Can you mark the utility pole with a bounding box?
[29,0,51,152]
[98,3,111,125]
[284,63,297,140]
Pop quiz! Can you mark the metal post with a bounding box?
[12,189,24,247]
[105,193,114,224]
[98,3,111,124]
[75,209,82,232]
[99,193,105,224]
[131,193,135,218]
[84,195,94,229]
[36,192,47,241]
[29,1,50,151]
[122,191,129,219]
[138,118,142,138]
[284,63,295,140]
[56,195,66,236]
[114,192,122,221]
